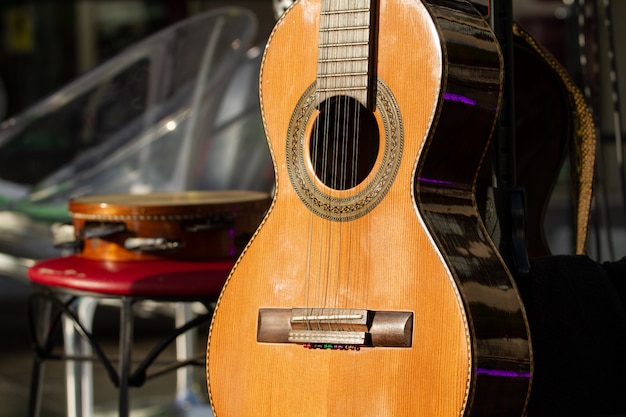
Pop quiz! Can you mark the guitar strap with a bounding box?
[512,23,596,256]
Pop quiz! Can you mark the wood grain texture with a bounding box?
[207,1,531,416]
[69,190,270,261]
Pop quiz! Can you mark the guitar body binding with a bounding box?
[207,1,532,416]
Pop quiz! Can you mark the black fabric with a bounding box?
[518,255,626,417]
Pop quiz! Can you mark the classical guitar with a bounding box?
[207,1,532,416]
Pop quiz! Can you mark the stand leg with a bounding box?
[118,298,134,417]
[28,296,51,417]
[78,299,97,417]
[62,297,98,417]
[175,302,202,413]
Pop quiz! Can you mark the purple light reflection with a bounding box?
[229,228,235,257]
[418,177,455,186]
[444,92,476,106]
[476,368,531,378]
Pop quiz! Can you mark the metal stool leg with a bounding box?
[77,298,97,417]
[28,296,52,417]
[62,297,98,417]
[28,356,45,417]
[175,302,202,413]
[118,297,134,417]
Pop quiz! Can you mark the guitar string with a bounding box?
[333,0,369,334]
[346,0,369,333]
[308,0,329,330]
[341,70,358,333]
[326,0,342,331]
[339,0,367,334]
[316,0,333,332]
[325,0,336,331]
[349,88,362,333]
[333,1,347,330]
[335,0,352,333]
[326,0,346,332]
[308,0,371,336]
[311,1,324,331]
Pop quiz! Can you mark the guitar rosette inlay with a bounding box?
[286,79,404,222]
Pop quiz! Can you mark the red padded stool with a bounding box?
[27,255,234,417]
[26,190,270,417]
[28,190,270,417]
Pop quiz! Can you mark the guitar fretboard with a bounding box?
[317,0,373,107]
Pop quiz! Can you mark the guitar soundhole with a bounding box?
[310,96,379,190]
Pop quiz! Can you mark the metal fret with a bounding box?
[317,86,368,92]
[318,57,369,63]
[318,0,373,106]
[319,41,369,48]
[320,26,369,32]
[318,72,369,78]
[320,8,369,15]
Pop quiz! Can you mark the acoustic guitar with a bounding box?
[207,1,532,416]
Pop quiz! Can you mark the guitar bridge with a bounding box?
[257,308,413,348]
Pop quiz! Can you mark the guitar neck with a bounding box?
[317,0,377,109]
